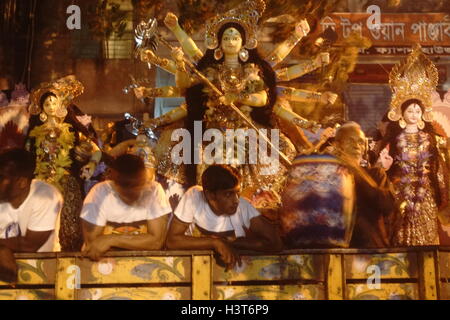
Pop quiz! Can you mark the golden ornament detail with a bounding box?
[239,48,249,62]
[205,0,266,50]
[388,43,438,124]
[39,112,48,122]
[29,122,75,189]
[399,117,407,129]
[214,47,223,60]
[29,75,84,117]
[418,119,425,130]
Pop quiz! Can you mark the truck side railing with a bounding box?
[1,247,449,300]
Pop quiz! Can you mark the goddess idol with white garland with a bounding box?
[132,0,337,209]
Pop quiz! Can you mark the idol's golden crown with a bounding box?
[29,75,84,116]
[205,0,266,50]
[388,44,438,123]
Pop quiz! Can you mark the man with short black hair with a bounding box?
[167,165,282,269]
[0,148,62,281]
[81,154,171,261]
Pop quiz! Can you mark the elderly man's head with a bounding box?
[334,122,367,163]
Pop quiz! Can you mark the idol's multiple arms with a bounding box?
[132,12,338,140]
[275,53,330,81]
[265,19,310,67]
[164,12,204,63]
[277,86,338,105]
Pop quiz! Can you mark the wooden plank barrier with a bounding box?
[0,248,445,300]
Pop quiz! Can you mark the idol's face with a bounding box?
[205,185,241,217]
[43,95,59,117]
[403,103,423,126]
[221,27,243,56]
[337,127,367,163]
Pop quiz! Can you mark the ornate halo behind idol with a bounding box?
[388,44,438,125]
[29,75,84,119]
[205,0,266,51]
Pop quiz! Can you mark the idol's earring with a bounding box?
[39,112,48,122]
[239,48,249,62]
[399,117,406,129]
[56,107,68,119]
[418,119,425,130]
[214,48,223,61]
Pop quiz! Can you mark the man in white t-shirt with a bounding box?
[81,154,171,261]
[167,165,282,269]
[0,149,62,282]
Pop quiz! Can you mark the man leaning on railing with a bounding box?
[80,154,171,261]
[166,164,283,270]
[0,149,62,282]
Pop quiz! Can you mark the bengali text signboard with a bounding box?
[316,13,450,55]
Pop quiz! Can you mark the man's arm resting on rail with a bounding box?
[0,230,52,253]
[82,215,169,261]
[0,245,17,283]
[231,216,283,252]
[166,216,240,268]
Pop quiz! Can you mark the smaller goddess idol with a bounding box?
[377,44,450,246]
[27,76,101,251]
